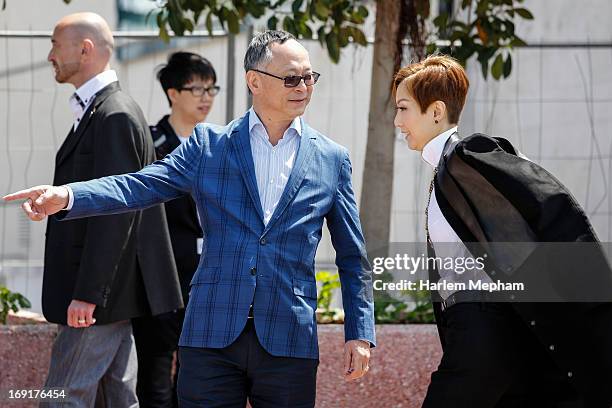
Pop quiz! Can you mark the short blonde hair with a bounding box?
[392,55,469,124]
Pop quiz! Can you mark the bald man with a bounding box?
[40,13,182,407]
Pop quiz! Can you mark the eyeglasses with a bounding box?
[251,69,321,88]
[179,85,221,97]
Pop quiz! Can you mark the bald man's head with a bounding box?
[48,13,114,87]
[57,12,114,54]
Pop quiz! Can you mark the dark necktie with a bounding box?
[73,93,86,109]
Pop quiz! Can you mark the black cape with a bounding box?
[435,133,612,406]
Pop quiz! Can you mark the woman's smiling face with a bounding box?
[394,80,436,151]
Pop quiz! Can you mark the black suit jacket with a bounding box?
[150,115,202,300]
[434,133,612,406]
[44,82,183,325]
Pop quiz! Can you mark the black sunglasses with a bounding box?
[179,85,221,97]
[251,69,321,88]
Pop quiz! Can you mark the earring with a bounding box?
[435,120,439,124]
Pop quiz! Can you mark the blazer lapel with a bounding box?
[263,120,316,234]
[436,133,489,244]
[56,82,120,166]
[56,126,74,164]
[229,114,265,222]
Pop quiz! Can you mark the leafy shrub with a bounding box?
[0,286,31,324]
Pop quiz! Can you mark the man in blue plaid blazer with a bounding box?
[5,30,375,407]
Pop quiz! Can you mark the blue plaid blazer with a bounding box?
[62,112,376,359]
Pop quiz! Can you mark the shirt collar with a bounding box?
[421,126,458,168]
[73,70,118,107]
[248,107,302,140]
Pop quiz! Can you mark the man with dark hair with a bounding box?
[156,51,218,107]
[132,51,219,408]
[5,30,375,408]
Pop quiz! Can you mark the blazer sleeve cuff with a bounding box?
[63,185,74,210]
[344,319,376,348]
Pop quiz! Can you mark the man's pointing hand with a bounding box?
[3,185,70,221]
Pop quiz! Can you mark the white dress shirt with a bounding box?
[422,127,493,299]
[64,70,119,210]
[248,107,301,225]
[69,70,118,131]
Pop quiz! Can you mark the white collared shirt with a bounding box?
[248,107,301,225]
[422,127,493,299]
[69,70,118,131]
[64,70,118,210]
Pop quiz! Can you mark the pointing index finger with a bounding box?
[3,188,36,202]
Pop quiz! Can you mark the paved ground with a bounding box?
[1,313,442,407]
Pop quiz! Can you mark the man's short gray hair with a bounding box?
[244,30,296,72]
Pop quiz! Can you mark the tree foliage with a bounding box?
[430,0,533,79]
[120,0,532,79]
[53,0,533,79]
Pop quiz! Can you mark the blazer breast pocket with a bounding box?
[190,266,221,285]
[293,278,318,299]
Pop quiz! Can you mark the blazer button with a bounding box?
[260,238,267,245]
[250,267,257,276]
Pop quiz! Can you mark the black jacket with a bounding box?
[150,115,202,300]
[44,82,183,325]
[435,133,612,406]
